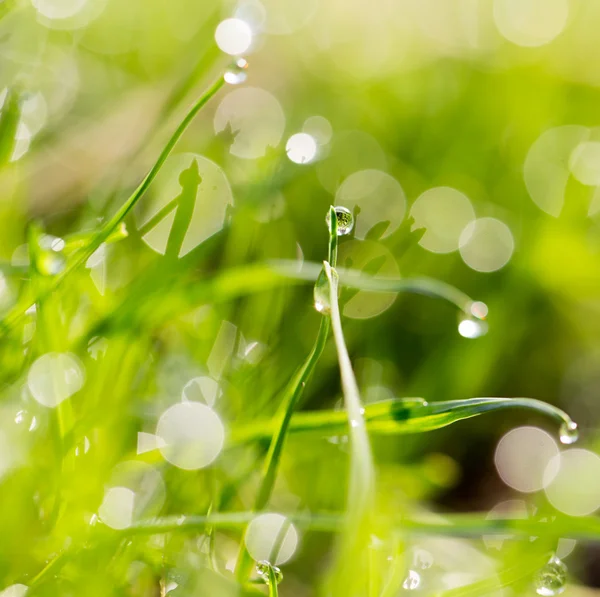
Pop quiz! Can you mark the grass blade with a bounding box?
[324,256,375,596]
[229,396,576,445]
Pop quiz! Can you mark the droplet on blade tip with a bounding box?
[559,421,578,445]
[469,300,488,320]
[325,206,354,236]
[224,58,249,85]
[402,569,421,591]
[256,560,283,585]
[458,318,488,339]
[534,556,567,596]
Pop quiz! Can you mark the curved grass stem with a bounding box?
[233,208,339,581]
[324,257,375,595]
[0,70,227,336]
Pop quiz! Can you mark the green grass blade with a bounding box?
[0,70,227,336]
[228,397,576,444]
[324,259,375,596]
[233,208,339,581]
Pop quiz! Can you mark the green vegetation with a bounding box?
[1,1,600,595]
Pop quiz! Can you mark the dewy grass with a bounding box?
[234,208,339,581]
[0,66,228,336]
[1,57,587,597]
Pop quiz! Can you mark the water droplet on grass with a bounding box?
[224,58,249,85]
[469,300,488,320]
[458,318,488,339]
[314,267,332,314]
[559,421,578,445]
[534,556,567,596]
[402,569,421,590]
[15,409,37,431]
[256,560,283,585]
[325,206,354,236]
[413,548,434,570]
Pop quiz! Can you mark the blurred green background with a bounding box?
[1,0,600,595]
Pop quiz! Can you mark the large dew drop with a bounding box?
[458,318,488,339]
[224,58,248,85]
[402,569,421,591]
[325,205,354,236]
[559,421,578,445]
[534,556,567,596]
[256,561,283,585]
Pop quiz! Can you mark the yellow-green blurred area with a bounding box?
[3,0,600,595]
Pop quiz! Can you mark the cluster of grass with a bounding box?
[0,58,595,597]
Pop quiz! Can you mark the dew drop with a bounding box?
[559,421,578,445]
[224,58,249,85]
[15,409,37,431]
[534,556,567,596]
[413,548,434,570]
[458,318,488,339]
[256,560,283,585]
[402,569,421,591]
[314,267,332,314]
[469,300,488,320]
[325,206,354,236]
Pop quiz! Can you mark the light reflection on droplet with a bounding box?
[411,187,476,254]
[534,555,568,596]
[402,569,421,590]
[15,410,38,432]
[156,402,225,470]
[457,318,488,339]
[214,87,285,159]
[335,169,405,240]
[245,513,299,565]
[215,18,253,56]
[469,301,489,320]
[413,548,434,570]
[494,426,559,493]
[27,352,85,407]
[88,336,108,360]
[559,421,578,445]
[543,449,600,516]
[256,560,283,585]
[325,206,354,236]
[224,58,249,85]
[286,133,318,164]
[74,436,90,456]
[493,0,569,47]
[459,217,514,273]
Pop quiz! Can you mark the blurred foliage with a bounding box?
[1,0,600,595]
